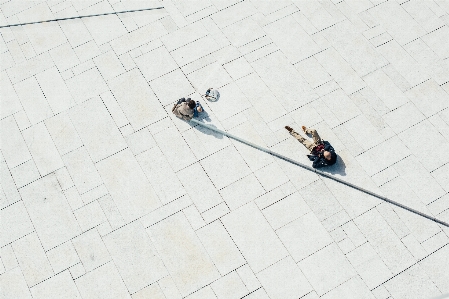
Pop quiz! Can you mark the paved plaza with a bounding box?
[1,0,449,298]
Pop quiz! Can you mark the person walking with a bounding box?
[285,125,337,168]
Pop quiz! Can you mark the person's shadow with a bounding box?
[189,110,224,139]
[318,155,347,176]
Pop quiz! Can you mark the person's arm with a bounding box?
[312,156,326,168]
[324,142,334,152]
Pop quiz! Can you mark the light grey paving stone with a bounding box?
[383,102,426,135]
[185,286,217,299]
[24,22,66,55]
[93,50,125,81]
[211,271,248,299]
[140,194,191,228]
[223,57,253,81]
[323,177,379,219]
[10,159,40,188]
[119,123,134,136]
[36,66,75,115]
[54,167,74,191]
[158,275,182,299]
[197,220,245,275]
[1,245,18,272]
[134,46,178,82]
[399,120,449,172]
[132,283,165,299]
[221,202,288,273]
[421,25,449,60]
[200,146,251,190]
[49,42,79,72]
[20,175,81,250]
[69,97,127,162]
[0,162,21,209]
[96,149,161,222]
[394,156,446,205]
[136,146,186,205]
[257,256,312,299]
[262,192,310,231]
[153,126,197,172]
[80,184,108,205]
[160,21,208,52]
[406,79,449,118]
[355,136,411,176]
[183,205,205,230]
[384,264,441,299]
[298,180,343,222]
[14,76,53,125]
[73,40,101,63]
[219,174,265,211]
[109,69,170,130]
[72,228,111,272]
[314,48,366,95]
[254,162,289,192]
[400,234,429,262]
[322,276,375,299]
[252,52,315,112]
[64,187,84,211]
[202,202,230,223]
[377,40,429,87]
[62,146,102,195]
[255,183,288,210]
[0,267,32,299]
[375,203,411,240]
[294,56,331,89]
[421,231,449,254]
[31,270,81,299]
[6,39,25,64]
[187,62,233,92]
[321,209,352,232]
[171,32,218,62]
[69,263,85,280]
[368,1,425,45]
[23,123,64,176]
[74,200,107,232]
[149,69,195,107]
[176,162,223,213]
[148,212,220,297]
[228,122,275,172]
[12,232,53,286]
[57,18,92,48]
[243,288,270,299]
[100,90,129,128]
[275,154,320,191]
[75,262,131,299]
[5,51,53,84]
[236,264,261,292]
[97,194,124,229]
[427,194,449,216]
[82,13,127,45]
[110,21,167,56]
[46,241,80,274]
[66,68,108,104]
[419,244,449,292]
[211,0,256,28]
[337,237,356,254]
[277,211,333,262]
[218,18,265,47]
[429,113,449,143]
[342,221,367,247]
[343,114,383,150]
[0,201,33,247]
[354,208,415,274]
[298,243,356,296]
[363,69,409,111]
[0,71,22,119]
[103,221,167,294]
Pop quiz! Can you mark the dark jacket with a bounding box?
[307,141,337,168]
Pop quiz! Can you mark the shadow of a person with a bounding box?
[189,111,223,139]
[318,155,347,176]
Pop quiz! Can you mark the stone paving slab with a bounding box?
[1,0,449,298]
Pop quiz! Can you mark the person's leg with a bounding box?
[306,128,322,145]
[291,131,315,151]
